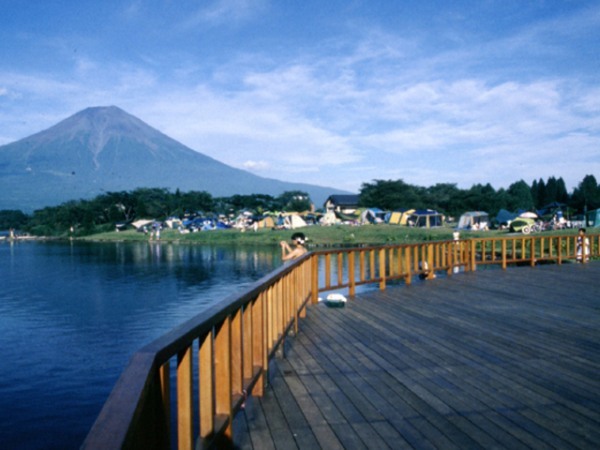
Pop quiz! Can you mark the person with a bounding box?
[418,260,436,280]
[280,232,308,261]
[576,227,590,263]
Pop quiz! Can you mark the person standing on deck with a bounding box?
[280,232,308,261]
[576,227,590,263]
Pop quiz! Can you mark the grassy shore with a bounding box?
[80,224,548,248]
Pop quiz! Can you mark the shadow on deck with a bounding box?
[233,262,600,449]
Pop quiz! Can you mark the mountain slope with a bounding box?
[0,106,348,212]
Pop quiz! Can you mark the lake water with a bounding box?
[0,240,280,450]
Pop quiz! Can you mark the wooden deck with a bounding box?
[232,262,600,449]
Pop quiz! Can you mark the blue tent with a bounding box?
[585,209,600,228]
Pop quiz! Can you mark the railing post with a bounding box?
[311,255,319,304]
[214,317,232,439]
[469,239,477,271]
[243,305,253,382]
[404,246,412,285]
[348,250,356,297]
[379,248,386,291]
[199,331,214,440]
[337,252,344,287]
[252,294,265,396]
[427,244,434,279]
[159,362,170,444]
[231,310,243,400]
[177,345,193,450]
[502,239,507,270]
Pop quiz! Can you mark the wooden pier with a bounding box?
[233,263,600,449]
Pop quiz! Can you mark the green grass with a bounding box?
[81,224,521,247]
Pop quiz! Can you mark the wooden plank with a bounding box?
[232,262,600,449]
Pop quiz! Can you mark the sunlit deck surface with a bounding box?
[233,262,600,449]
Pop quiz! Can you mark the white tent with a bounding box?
[131,219,153,230]
[283,214,307,229]
[457,212,489,230]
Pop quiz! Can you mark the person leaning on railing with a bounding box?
[280,232,308,261]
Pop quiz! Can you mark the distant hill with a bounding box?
[0,106,349,212]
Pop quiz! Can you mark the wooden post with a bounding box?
[177,345,193,450]
[469,239,477,272]
[214,317,232,439]
[311,255,319,304]
[502,239,507,270]
[337,252,343,288]
[199,332,214,439]
[359,250,366,283]
[159,361,170,442]
[243,305,253,382]
[404,246,412,285]
[348,250,356,297]
[231,309,243,398]
[325,253,332,290]
[252,295,265,396]
[379,248,386,291]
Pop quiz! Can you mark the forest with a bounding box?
[0,174,598,236]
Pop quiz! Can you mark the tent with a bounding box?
[255,216,275,229]
[359,208,386,224]
[408,210,443,228]
[320,211,339,226]
[387,211,403,225]
[457,211,489,230]
[585,209,600,228]
[495,209,518,227]
[281,213,307,229]
[398,209,416,226]
[131,219,154,230]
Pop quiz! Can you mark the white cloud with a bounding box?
[181,0,268,28]
[242,160,270,171]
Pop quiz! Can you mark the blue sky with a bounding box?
[1,0,599,194]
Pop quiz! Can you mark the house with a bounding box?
[324,195,360,214]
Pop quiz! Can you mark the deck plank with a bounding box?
[233,262,600,449]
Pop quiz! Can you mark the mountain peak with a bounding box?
[51,105,148,137]
[0,106,348,211]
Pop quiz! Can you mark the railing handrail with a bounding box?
[83,232,598,449]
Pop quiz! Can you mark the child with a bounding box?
[576,228,590,263]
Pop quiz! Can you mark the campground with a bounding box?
[81,224,583,248]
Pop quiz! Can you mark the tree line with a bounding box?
[0,189,312,236]
[0,175,598,236]
[359,175,599,219]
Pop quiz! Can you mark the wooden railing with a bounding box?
[82,232,597,449]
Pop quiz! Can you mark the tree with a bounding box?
[555,177,569,204]
[507,180,535,211]
[359,179,422,210]
[461,183,505,216]
[0,210,30,230]
[277,191,311,212]
[571,174,600,212]
[531,179,540,208]
[423,183,462,216]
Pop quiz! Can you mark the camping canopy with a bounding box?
[407,209,443,228]
[457,211,489,230]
